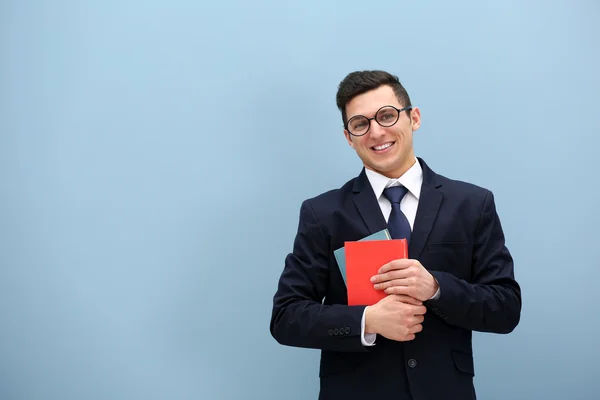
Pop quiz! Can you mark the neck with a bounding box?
[368,157,417,179]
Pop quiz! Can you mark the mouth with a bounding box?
[371,141,395,153]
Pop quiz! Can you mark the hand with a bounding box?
[371,259,439,302]
[365,295,426,342]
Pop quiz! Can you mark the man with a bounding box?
[270,70,521,400]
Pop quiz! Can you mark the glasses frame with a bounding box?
[345,105,413,137]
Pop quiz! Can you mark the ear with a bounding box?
[344,129,355,148]
[410,107,421,131]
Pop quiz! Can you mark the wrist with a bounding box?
[429,274,440,297]
[365,305,378,334]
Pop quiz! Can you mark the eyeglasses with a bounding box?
[345,105,412,137]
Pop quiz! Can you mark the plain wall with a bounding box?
[2,0,599,399]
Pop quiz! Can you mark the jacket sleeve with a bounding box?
[427,190,522,334]
[270,200,370,352]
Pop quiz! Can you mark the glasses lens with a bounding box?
[347,116,369,136]
[376,107,399,126]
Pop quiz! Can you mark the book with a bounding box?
[344,239,408,306]
[333,229,391,285]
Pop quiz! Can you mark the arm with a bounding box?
[270,200,371,352]
[426,190,522,334]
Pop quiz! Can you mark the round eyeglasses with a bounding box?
[345,105,412,137]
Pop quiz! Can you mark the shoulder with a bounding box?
[421,158,490,196]
[437,173,491,198]
[419,159,495,222]
[300,175,357,216]
[289,176,357,241]
[430,177,502,232]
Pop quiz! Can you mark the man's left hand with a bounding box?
[371,259,439,302]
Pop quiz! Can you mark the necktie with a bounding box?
[383,185,411,243]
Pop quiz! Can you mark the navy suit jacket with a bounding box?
[270,158,521,400]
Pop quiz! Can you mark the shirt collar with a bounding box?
[364,158,423,201]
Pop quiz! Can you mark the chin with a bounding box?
[371,160,407,176]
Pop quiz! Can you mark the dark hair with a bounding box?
[335,70,412,125]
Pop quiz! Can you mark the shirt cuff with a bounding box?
[360,307,376,346]
[429,287,441,300]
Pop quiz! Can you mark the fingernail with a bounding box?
[370,276,376,282]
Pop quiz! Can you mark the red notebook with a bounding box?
[344,239,408,306]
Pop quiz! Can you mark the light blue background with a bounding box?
[2,1,599,399]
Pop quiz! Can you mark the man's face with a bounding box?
[344,85,421,179]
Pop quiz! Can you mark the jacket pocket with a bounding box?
[452,351,475,376]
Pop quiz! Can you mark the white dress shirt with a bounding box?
[359,158,440,346]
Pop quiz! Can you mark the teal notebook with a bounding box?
[333,228,391,285]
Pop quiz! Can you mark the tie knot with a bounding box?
[383,185,409,204]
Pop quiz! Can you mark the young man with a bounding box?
[270,70,521,400]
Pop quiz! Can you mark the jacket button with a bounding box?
[345,327,351,334]
[408,359,417,368]
[328,329,333,336]
[333,328,339,335]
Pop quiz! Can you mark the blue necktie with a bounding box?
[383,185,411,243]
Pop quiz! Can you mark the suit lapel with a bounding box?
[350,160,443,259]
[409,159,443,259]
[352,169,387,235]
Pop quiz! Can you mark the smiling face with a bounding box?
[343,84,421,179]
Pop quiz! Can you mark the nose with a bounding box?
[368,119,386,139]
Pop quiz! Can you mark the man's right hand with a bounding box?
[364,295,426,342]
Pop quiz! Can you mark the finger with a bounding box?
[383,285,411,296]
[402,334,416,341]
[371,269,410,284]
[373,278,409,290]
[388,294,422,305]
[410,324,423,334]
[378,258,412,274]
[413,305,427,315]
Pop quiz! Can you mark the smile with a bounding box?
[371,142,395,152]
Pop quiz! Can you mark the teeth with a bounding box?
[373,142,393,151]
